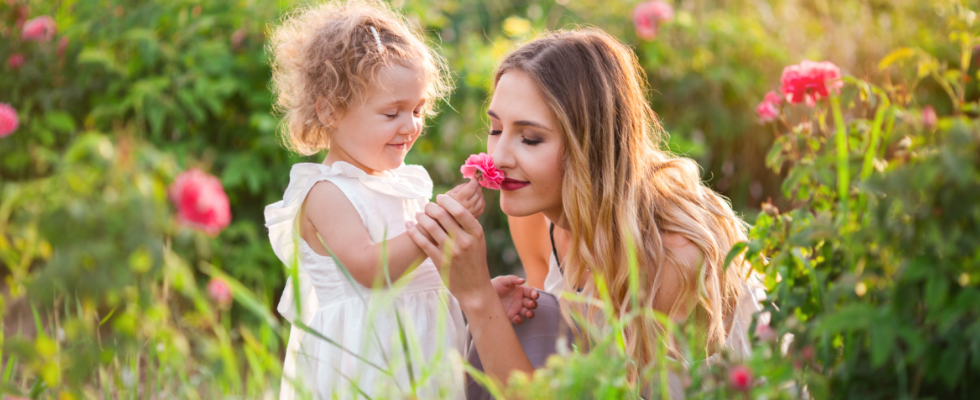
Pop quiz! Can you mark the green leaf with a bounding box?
[878,47,917,70]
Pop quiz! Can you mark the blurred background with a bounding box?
[0,0,969,398]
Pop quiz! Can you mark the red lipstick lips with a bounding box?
[500,178,530,191]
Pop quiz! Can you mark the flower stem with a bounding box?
[830,95,849,211]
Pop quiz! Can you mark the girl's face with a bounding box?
[487,70,565,220]
[326,64,428,176]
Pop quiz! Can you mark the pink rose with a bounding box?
[8,54,24,69]
[168,169,232,235]
[0,103,19,138]
[755,322,776,342]
[801,344,814,361]
[632,1,674,41]
[756,91,781,122]
[779,60,843,107]
[207,277,232,307]
[22,15,56,42]
[728,364,752,392]
[922,105,937,129]
[461,153,505,190]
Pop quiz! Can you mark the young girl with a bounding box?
[265,2,537,399]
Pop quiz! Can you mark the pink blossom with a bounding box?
[168,169,232,235]
[922,105,937,129]
[632,1,674,41]
[0,103,19,138]
[461,153,505,190]
[756,91,781,122]
[8,54,24,69]
[207,277,232,307]
[779,60,843,107]
[801,345,814,361]
[22,15,56,42]
[755,322,776,342]
[57,36,69,58]
[728,365,752,392]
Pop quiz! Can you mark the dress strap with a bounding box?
[549,222,561,272]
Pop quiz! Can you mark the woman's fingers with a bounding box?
[434,194,484,235]
[424,202,464,237]
[414,212,448,245]
[406,222,443,263]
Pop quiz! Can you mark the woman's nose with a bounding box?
[490,134,515,170]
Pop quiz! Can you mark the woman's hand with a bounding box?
[406,194,497,310]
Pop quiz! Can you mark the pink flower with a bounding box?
[632,1,674,41]
[8,54,24,69]
[922,105,937,129]
[57,36,69,58]
[22,15,56,42]
[728,365,753,392]
[0,103,19,138]
[168,169,232,235]
[756,91,781,122]
[755,323,776,342]
[779,60,843,107]
[801,345,814,361]
[207,277,232,307]
[461,153,505,190]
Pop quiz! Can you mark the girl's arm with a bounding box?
[301,179,485,288]
[301,180,424,287]
[507,213,552,290]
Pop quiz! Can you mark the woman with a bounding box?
[406,28,761,394]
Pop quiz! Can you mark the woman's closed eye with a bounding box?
[521,137,542,146]
[384,112,399,119]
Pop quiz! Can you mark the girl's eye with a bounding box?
[489,129,502,136]
[384,112,398,119]
[413,108,423,117]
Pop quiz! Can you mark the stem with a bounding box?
[860,106,888,180]
[830,95,850,212]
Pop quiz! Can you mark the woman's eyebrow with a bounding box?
[486,110,552,131]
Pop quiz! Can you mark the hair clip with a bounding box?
[369,26,384,53]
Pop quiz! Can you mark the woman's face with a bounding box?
[487,69,565,220]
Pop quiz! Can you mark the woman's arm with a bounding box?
[406,195,535,384]
[507,213,552,290]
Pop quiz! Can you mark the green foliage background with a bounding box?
[1,0,978,398]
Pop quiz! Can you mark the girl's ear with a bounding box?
[315,97,336,128]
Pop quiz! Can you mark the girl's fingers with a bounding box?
[524,309,535,319]
[415,212,448,245]
[512,315,524,325]
[434,194,484,235]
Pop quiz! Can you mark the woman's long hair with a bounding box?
[494,28,750,374]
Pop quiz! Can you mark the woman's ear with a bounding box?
[315,97,336,128]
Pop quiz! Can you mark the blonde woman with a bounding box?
[406,28,764,396]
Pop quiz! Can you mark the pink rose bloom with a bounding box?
[728,364,753,392]
[922,105,937,129]
[207,277,232,307]
[0,103,19,138]
[779,60,843,107]
[632,1,674,41]
[168,169,232,235]
[461,153,505,190]
[22,15,56,42]
[756,91,781,122]
[8,54,25,69]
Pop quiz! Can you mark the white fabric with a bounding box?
[543,251,766,359]
[266,162,466,400]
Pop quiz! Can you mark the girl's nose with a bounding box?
[490,134,516,170]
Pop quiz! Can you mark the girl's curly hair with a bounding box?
[269,0,451,155]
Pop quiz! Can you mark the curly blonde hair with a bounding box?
[269,0,451,155]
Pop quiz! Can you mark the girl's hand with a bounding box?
[446,179,485,218]
[405,194,495,311]
[491,275,539,324]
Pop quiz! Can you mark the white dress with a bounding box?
[265,162,466,400]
